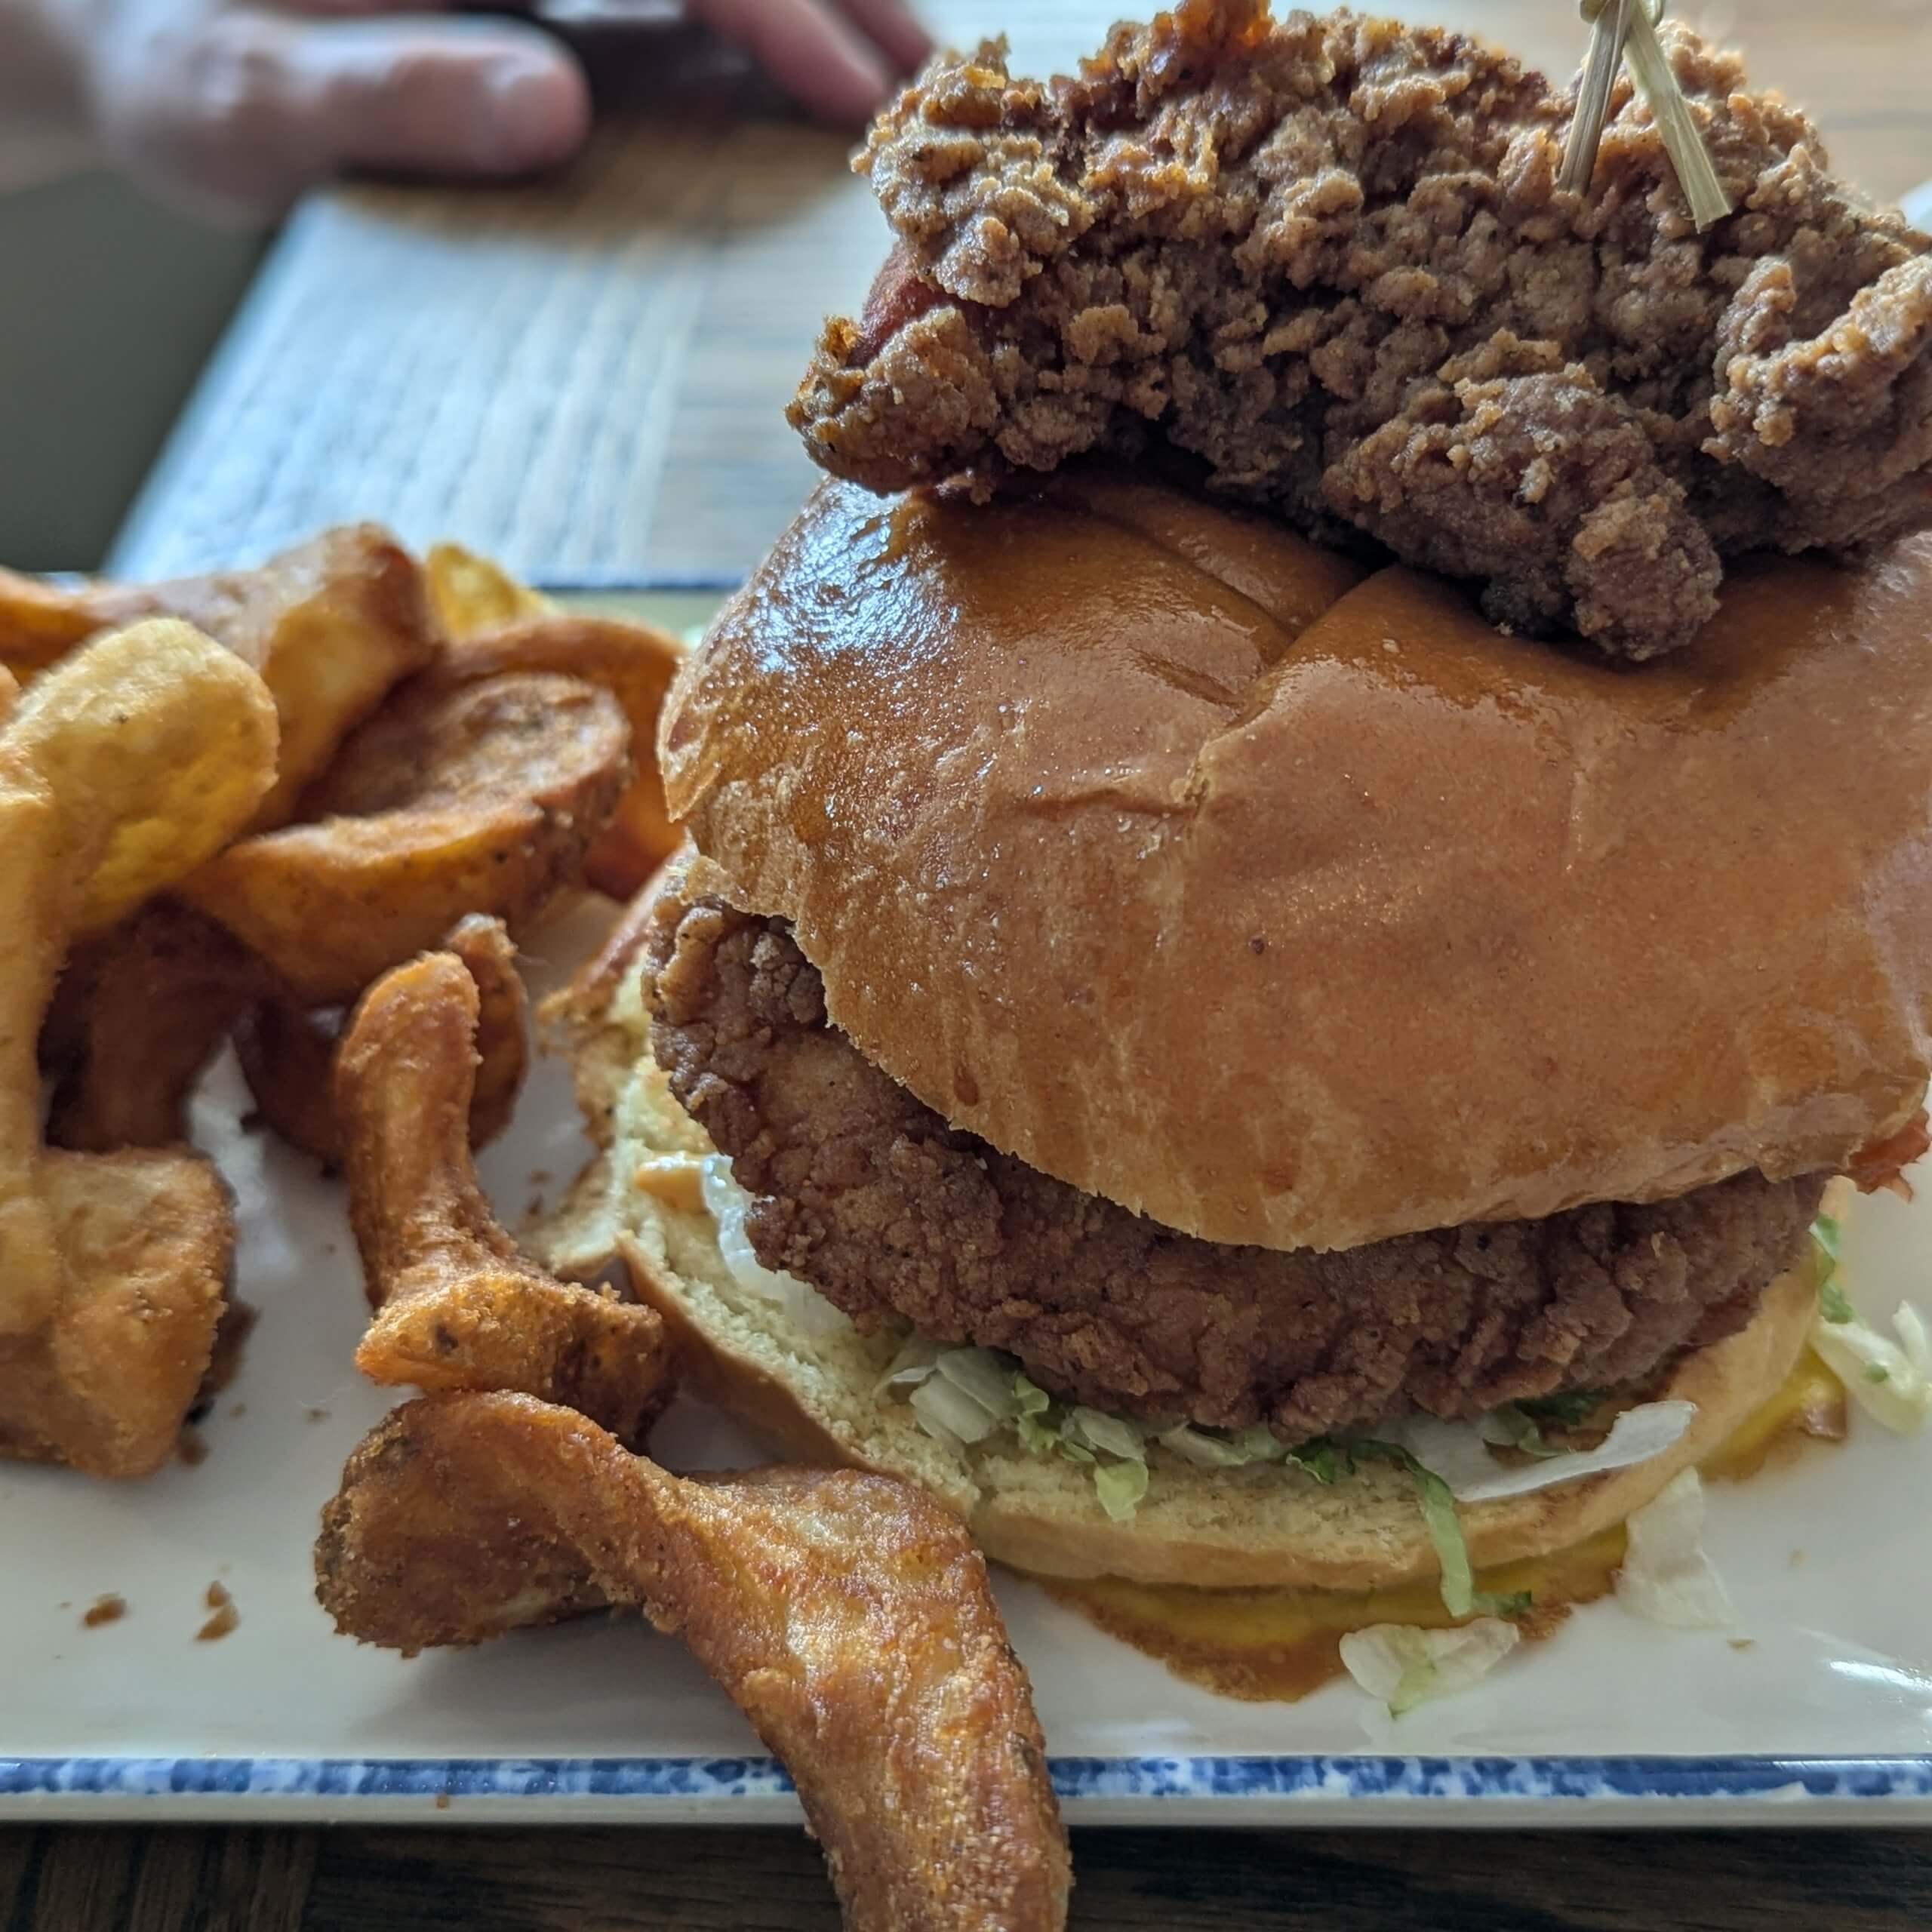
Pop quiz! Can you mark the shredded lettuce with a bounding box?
[1812,1213,1841,1262]
[897,1349,1150,1510]
[873,1332,946,1396]
[1286,1438,1341,1484]
[909,1375,1001,1452]
[883,1341,1649,1592]
[1157,1423,1263,1469]
[1092,1459,1150,1521]
[1614,1468,1737,1628]
[1807,1213,1932,1432]
[1347,1441,1526,1620]
[1478,1404,1561,1457]
[1810,1295,1932,1432]
[934,1346,1023,1420]
[1339,1618,1521,1716]
[1066,1406,1148,1461]
[1515,1389,1603,1429]
[1395,1401,1695,1506]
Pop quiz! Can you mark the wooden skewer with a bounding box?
[1558,0,1635,198]
[1558,0,1735,230]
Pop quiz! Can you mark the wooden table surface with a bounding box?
[30,2,1932,1927]
[8,1819,1932,1928]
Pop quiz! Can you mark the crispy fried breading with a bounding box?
[337,948,668,1442]
[232,1001,343,1164]
[47,900,281,1153]
[0,750,65,1342]
[317,1392,1070,1932]
[5,620,279,937]
[429,617,685,900]
[792,5,1932,658]
[0,1149,235,1478]
[233,913,528,1166]
[0,625,260,1471]
[185,672,629,1005]
[423,542,555,638]
[0,571,100,675]
[1,528,438,824]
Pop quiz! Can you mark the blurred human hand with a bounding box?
[38,1,592,217]
[10,0,929,219]
[683,0,928,125]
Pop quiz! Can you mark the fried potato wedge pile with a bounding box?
[7,619,280,937]
[0,1150,235,1477]
[232,913,526,1167]
[48,901,281,1154]
[318,1392,1071,1932]
[431,617,684,900]
[1,528,439,824]
[0,623,270,1474]
[4,528,685,1479]
[423,542,555,636]
[185,672,629,1005]
[0,572,96,675]
[337,944,668,1441]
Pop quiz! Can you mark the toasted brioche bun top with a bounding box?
[542,913,1831,1590]
[662,469,1932,1251]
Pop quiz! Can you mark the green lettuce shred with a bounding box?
[1092,1460,1150,1521]
[1284,1438,1340,1484]
[891,1349,1543,1592]
[1515,1389,1603,1429]
[1480,1404,1561,1458]
[1814,1215,1855,1327]
[1348,1441,1528,1620]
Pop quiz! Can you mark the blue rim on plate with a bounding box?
[6,1755,1932,1804]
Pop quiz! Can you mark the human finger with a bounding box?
[826,0,929,78]
[94,12,590,214]
[687,0,891,125]
[275,16,590,180]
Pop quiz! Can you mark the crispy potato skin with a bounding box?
[0,1150,234,1478]
[3,528,439,826]
[1,626,257,1474]
[0,775,237,1472]
[0,571,100,675]
[429,617,685,900]
[47,900,281,1154]
[0,753,69,1342]
[318,1392,1071,1932]
[336,947,668,1442]
[6,620,280,938]
[232,913,527,1167]
[185,672,629,1005]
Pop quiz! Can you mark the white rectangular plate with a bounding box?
[6,598,1932,1827]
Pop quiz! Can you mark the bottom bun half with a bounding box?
[540,929,1827,1592]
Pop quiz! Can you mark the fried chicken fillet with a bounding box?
[647,891,1824,1441]
[791,0,1932,658]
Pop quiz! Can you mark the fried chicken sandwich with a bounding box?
[547,2,1932,1605]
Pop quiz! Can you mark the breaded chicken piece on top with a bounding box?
[791,0,1932,660]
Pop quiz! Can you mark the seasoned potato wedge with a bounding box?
[185,672,629,1004]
